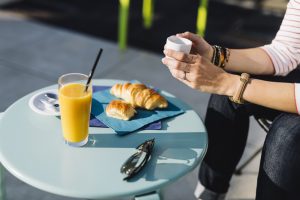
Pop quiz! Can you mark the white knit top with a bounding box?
[261,0,300,113]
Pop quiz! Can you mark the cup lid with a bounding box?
[28,89,60,116]
[167,35,192,46]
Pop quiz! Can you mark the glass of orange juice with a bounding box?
[58,73,92,147]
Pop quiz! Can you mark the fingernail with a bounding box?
[161,58,165,63]
[163,49,168,54]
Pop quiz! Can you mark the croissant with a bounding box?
[110,83,168,110]
[106,100,136,120]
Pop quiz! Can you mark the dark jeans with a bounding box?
[199,68,300,200]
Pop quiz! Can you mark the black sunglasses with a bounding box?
[121,138,155,180]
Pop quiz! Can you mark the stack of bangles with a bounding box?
[211,45,230,68]
[211,45,250,104]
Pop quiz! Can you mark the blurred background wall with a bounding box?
[0,0,287,53]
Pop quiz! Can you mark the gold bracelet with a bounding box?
[221,47,230,68]
[229,73,250,104]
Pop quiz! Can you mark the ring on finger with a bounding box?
[185,64,191,73]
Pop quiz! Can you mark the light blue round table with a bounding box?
[0,79,208,200]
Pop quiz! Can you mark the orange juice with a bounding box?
[59,83,92,143]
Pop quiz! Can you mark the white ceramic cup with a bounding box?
[165,35,192,54]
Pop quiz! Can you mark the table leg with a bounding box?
[134,191,160,200]
[0,164,5,200]
[118,0,130,50]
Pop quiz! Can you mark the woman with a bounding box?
[162,0,300,199]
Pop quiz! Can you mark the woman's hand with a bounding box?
[162,49,239,96]
[176,32,213,60]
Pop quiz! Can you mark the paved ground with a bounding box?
[0,14,267,200]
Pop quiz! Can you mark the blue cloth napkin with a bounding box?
[91,87,185,135]
[90,86,161,130]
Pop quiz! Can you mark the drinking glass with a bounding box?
[58,73,92,147]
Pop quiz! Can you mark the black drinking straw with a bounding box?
[85,48,103,92]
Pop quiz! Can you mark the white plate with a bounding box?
[28,89,60,116]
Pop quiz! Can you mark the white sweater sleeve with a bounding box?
[294,84,300,114]
[261,0,300,76]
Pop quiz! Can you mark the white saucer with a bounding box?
[28,89,60,116]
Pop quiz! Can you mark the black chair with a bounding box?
[235,116,272,175]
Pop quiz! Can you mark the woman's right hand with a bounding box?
[176,32,213,60]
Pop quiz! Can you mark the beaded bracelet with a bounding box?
[211,45,230,69]
[211,46,217,64]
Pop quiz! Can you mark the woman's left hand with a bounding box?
[162,49,239,96]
